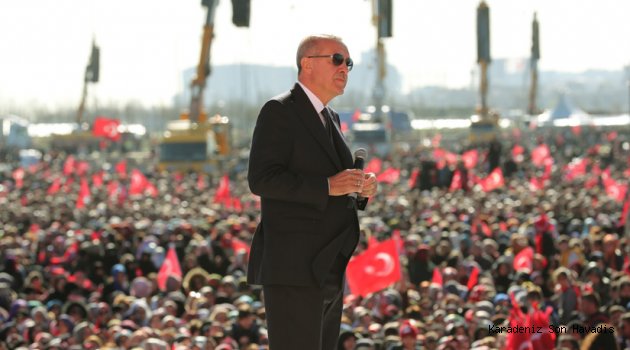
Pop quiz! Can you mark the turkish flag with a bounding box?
[76,161,90,177]
[376,168,401,184]
[431,267,443,286]
[62,177,74,193]
[511,145,525,163]
[367,235,378,248]
[445,152,458,167]
[481,221,492,237]
[449,169,463,192]
[531,144,551,167]
[63,155,76,176]
[76,178,90,209]
[364,158,383,174]
[352,109,361,122]
[114,160,127,178]
[542,158,553,180]
[571,125,581,136]
[607,131,618,142]
[564,157,588,181]
[433,148,446,162]
[467,265,480,290]
[530,304,557,350]
[340,122,349,133]
[346,238,401,297]
[129,169,149,196]
[529,177,545,191]
[479,168,504,192]
[146,182,159,197]
[408,168,420,189]
[462,149,478,169]
[213,174,231,205]
[231,237,250,256]
[12,168,25,189]
[92,171,104,188]
[513,247,534,272]
[584,175,599,189]
[606,181,628,203]
[197,174,207,190]
[93,116,121,141]
[107,181,120,200]
[47,178,61,195]
[157,246,182,291]
[619,199,630,227]
[601,167,613,186]
[233,198,243,212]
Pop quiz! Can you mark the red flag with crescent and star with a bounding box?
[93,116,121,141]
[157,246,182,291]
[346,238,401,297]
[478,168,504,192]
[462,149,479,169]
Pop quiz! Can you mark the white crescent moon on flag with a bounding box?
[364,252,395,277]
[103,124,119,138]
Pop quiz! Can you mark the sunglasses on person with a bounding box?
[306,53,353,71]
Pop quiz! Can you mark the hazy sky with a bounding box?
[1,0,629,109]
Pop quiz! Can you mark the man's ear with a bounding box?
[300,57,311,72]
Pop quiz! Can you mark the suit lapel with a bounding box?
[290,84,343,170]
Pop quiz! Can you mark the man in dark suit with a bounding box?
[247,34,377,350]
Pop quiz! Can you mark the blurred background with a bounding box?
[0,0,629,170]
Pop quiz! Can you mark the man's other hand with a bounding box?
[358,172,377,198]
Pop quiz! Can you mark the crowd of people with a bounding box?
[1,124,630,350]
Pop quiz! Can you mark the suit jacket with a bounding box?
[247,83,365,288]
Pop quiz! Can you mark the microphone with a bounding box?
[348,148,367,209]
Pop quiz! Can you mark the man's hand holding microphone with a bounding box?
[327,148,377,199]
[328,169,377,197]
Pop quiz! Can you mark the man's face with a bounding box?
[303,39,350,103]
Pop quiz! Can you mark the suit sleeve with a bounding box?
[248,100,329,210]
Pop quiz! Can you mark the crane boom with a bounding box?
[189,0,218,123]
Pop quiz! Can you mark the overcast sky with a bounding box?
[1,0,628,109]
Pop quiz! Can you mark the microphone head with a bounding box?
[354,148,367,160]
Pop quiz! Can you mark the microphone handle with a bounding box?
[347,158,364,209]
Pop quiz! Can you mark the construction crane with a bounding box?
[49,40,102,154]
[528,12,540,116]
[350,0,394,156]
[158,0,250,172]
[77,40,100,126]
[469,0,499,143]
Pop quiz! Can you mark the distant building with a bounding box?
[174,49,404,109]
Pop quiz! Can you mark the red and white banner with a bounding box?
[347,238,401,297]
[478,168,505,192]
[93,116,121,141]
[531,144,551,167]
[513,247,534,272]
[462,149,479,169]
[157,246,182,291]
[376,168,401,184]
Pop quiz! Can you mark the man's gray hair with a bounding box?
[296,34,344,74]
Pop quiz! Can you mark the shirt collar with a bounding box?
[297,81,326,113]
